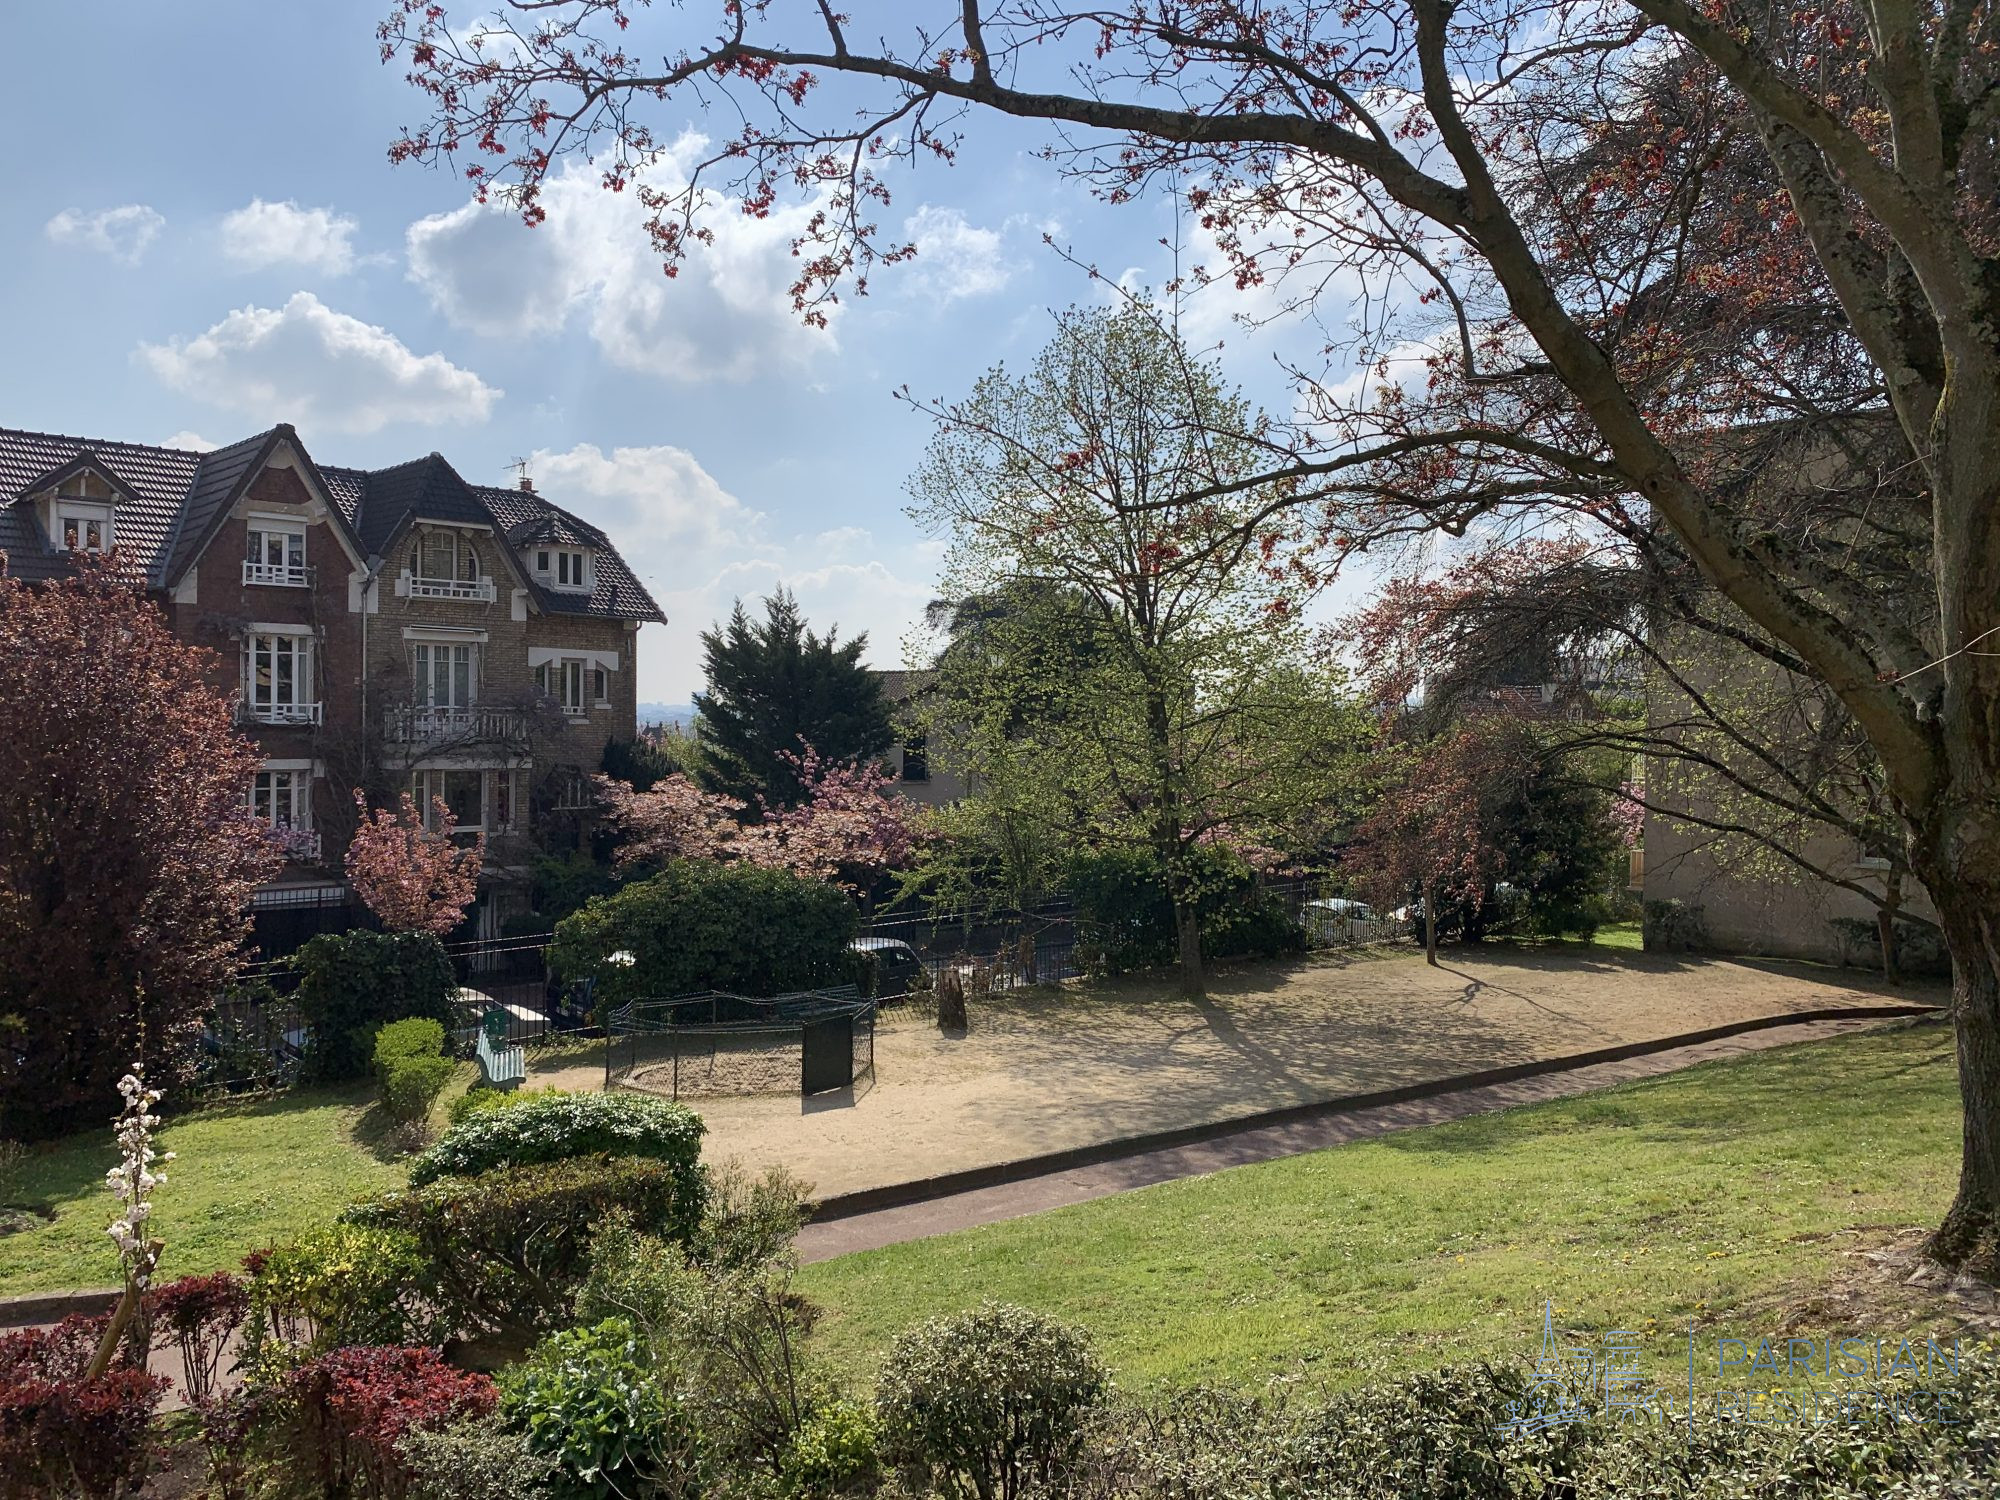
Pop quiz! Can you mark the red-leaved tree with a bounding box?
[344,793,483,937]
[0,560,278,1139]
[1347,730,1518,966]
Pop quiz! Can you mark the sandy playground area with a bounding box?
[528,945,1941,1200]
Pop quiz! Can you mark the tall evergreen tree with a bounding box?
[693,590,894,808]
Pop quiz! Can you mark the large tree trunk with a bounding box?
[1424,884,1439,967]
[1172,898,1206,997]
[1924,881,2000,1278]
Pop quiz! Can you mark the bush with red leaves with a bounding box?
[148,1270,249,1408]
[290,1345,497,1499]
[0,1314,167,1500]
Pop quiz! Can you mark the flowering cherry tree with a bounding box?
[737,744,919,890]
[344,792,483,936]
[599,743,918,892]
[596,771,746,870]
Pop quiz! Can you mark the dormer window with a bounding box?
[58,502,113,553]
[532,546,592,592]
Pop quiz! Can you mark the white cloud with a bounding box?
[161,430,216,452]
[136,292,501,434]
[44,204,165,266]
[521,440,933,701]
[405,148,839,383]
[901,205,1013,301]
[219,199,360,276]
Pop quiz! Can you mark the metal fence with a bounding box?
[191,931,577,1097]
[605,987,876,1099]
[858,898,1083,1001]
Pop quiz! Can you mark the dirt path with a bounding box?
[532,945,1943,1201]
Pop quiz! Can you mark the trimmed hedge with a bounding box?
[551,858,857,1002]
[373,1017,454,1126]
[294,930,457,1083]
[408,1090,706,1188]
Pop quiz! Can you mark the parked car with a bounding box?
[1300,897,1374,940]
[848,936,927,1000]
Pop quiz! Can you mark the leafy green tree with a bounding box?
[693,590,894,807]
[908,305,1366,995]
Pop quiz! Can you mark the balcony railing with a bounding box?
[383,706,529,744]
[242,701,323,727]
[401,574,497,603]
[243,561,312,587]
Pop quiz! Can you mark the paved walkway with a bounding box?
[795,1014,1925,1261]
[539,946,1944,1201]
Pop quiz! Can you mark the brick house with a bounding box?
[0,422,665,933]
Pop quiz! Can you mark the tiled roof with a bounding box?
[0,427,203,584]
[158,427,286,587]
[477,483,665,624]
[0,423,663,625]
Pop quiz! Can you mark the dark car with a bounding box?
[848,936,928,1000]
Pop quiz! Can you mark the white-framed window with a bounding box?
[593,666,609,706]
[57,501,114,554]
[534,547,591,591]
[244,519,307,586]
[412,768,520,834]
[250,768,312,829]
[242,632,318,723]
[533,659,589,715]
[412,641,477,709]
[405,529,494,601]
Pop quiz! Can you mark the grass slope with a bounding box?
[797,1021,1962,1391]
[0,1084,416,1295]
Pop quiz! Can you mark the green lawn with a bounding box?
[0,1082,421,1295]
[797,1021,1965,1392]
[1590,918,1643,950]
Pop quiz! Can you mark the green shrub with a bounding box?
[1070,846,1301,976]
[1057,1350,2000,1500]
[551,858,858,1002]
[294,930,457,1083]
[242,1223,450,1357]
[346,1157,706,1338]
[579,1210,823,1472]
[500,1318,708,1500]
[409,1089,706,1188]
[530,851,623,927]
[447,1083,563,1127]
[374,1016,446,1065]
[373,1017,454,1127]
[875,1301,1107,1500]
[781,1400,882,1499]
[398,1416,561,1500]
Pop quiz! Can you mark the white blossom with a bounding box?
[103,1066,173,1287]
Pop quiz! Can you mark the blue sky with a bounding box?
[0,1,1364,703]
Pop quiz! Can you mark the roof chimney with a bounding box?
[517,474,535,492]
